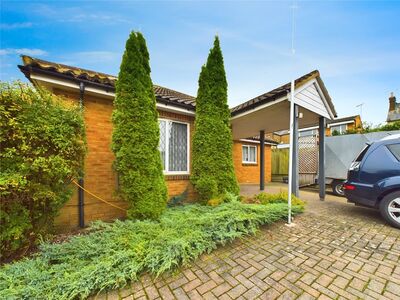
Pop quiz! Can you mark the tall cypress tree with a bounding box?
[112,32,167,219]
[191,37,239,201]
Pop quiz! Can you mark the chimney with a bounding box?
[389,92,396,112]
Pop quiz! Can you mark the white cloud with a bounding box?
[0,22,33,29]
[0,48,48,56]
[32,4,131,24]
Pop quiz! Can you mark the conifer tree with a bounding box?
[112,32,167,219]
[191,37,239,201]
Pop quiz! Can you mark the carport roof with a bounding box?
[231,70,337,117]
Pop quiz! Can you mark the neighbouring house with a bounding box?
[19,56,277,229]
[387,92,400,123]
[326,115,362,135]
[270,114,362,145]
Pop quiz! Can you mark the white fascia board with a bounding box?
[239,139,276,145]
[156,103,195,116]
[299,126,319,132]
[327,120,354,128]
[313,80,335,120]
[277,143,290,149]
[230,96,287,120]
[30,74,195,116]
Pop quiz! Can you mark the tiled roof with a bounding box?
[19,55,196,110]
[19,56,336,118]
[153,85,196,107]
[231,70,337,117]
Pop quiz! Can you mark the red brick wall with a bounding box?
[50,88,272,230]
[52,89,195,230]
[233,141,272,184]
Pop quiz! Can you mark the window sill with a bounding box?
[242,162,258,165]
[164,173,190,180]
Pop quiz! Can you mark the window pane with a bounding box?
[387,144,400,161]
[159,120,166,170]
[242,146,248,162]
[168,122,188,171]
[249,146,256,162]
[355,145,370,162]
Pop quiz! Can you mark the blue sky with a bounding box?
[1,1,399,125]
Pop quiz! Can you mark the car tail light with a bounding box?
[343,183,356,190]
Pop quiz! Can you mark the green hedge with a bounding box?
[0,82,86,262]
[0,202,303,299]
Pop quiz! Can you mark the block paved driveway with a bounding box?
[96,184,400,300]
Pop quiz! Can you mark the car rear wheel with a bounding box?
[331,180,345,197]
[379,191,400,229]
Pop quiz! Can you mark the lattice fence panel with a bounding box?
[299,135,318,174]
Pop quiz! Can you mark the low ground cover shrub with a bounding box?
[0,202,303,299]
[253,192,305,207]
[0,82,86,262]
[207,191,239,206]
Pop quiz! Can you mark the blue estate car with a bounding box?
[344,134,400,228]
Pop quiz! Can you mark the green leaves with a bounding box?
[0,81,86,262]
[112,31,167,219]
[191,36,239,201]
[0,202,303,299]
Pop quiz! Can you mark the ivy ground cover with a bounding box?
[1,201,304,299]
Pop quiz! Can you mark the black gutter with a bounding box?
[18,65,114,92]
[18,65,196,112]
[78,82,85,228]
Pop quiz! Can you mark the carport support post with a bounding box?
[318,116,326,201]
[260,130,265,191]
[291,104,299,197]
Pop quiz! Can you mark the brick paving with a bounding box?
[92,184,400,299]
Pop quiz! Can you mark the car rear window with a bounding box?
[355,144,370,162]
[387,143,400,161]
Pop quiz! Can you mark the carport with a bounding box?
[230,70,337,222]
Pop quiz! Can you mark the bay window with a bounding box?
[159,119,189,174]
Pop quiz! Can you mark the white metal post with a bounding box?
[287,79,295,224]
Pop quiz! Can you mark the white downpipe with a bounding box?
[287,79,295,224]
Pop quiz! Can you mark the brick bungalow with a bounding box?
[19,56,277,229]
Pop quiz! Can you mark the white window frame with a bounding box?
[242,145,257,164]
[159,118,190,175]
[299,129,317,137]
[330,124,347,134]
